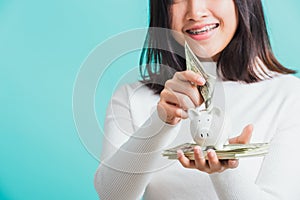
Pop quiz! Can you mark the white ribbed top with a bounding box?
[94,74,300,200]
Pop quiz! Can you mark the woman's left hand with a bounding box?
[177,124,253,174]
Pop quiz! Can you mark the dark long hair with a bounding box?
[139,0,295,94]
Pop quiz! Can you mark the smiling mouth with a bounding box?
[186,24,219,35]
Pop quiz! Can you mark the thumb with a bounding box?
[229,124,253,144]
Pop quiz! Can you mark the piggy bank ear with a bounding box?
[188,108,199,119]
[211,107,221,116]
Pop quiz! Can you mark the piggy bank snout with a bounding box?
[190,113,213,145]
[193,128,212,145]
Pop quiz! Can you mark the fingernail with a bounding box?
[207,149,215,157]
[177,149,183,157]
[180,110,189,119]
[194,146,200,153]
[197,76,206,84]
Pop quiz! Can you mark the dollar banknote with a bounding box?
[162,142,269,160]
[185,42,216,110]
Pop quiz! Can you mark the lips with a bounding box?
[186,23,219,35]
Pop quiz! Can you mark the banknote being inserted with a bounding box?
[185,41,228,149]
[185,42,216,110]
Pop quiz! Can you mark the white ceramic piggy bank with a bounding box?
[188,107,229,150]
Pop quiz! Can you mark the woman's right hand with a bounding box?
[157,71,206,125]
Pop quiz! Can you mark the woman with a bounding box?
[95,0,300,199]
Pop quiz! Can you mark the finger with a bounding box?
[229,124,253,144]
[176,109,189,119]
[177,150,195,168]
[159,90,190,119]
[160,88,180,106]
[175,71,206,86]
[175,92,197,110]
[227,159,239,169]
[207,149,224,173]
[165,79,202,107]
[193,146,207,170]
[161,86,196,110]
[157,101,185,124]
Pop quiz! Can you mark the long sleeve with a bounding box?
[94,84,181,200]
[209,80,300,200]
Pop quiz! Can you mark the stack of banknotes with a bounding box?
[165,43,269,160]
[162,143,270,160]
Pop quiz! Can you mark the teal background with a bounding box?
[0,0,299,199]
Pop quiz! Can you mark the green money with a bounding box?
[185,42,216,110]
[162,143,269,160]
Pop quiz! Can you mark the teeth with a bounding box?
[188,24,218,34]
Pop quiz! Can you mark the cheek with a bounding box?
[170,11,179,31]
[216,2,238,33]
[217,9,238,45]
[170,9,185,45]
[226,5,238,35]
[170,4,185,31]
